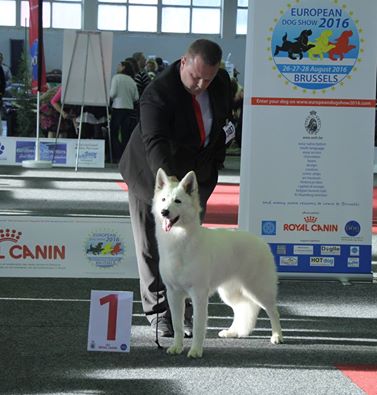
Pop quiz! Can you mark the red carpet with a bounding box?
[116,181,239,228]
[336,365,377,395]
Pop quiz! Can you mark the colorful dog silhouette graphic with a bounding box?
[274,29,315,60]
[329,30,356,61]
[86,242,103,255]
[111,243,122,255]
[101,242,114,255]
[308,30,336,60]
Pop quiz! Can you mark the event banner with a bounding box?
[0,136,105,167]
[29,0,47,93]
[239,0,377,278]
[0,216,138,278]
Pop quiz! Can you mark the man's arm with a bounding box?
[139,87,176,178]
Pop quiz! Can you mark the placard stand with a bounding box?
[56,31,112,170]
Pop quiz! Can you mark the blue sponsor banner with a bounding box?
[15,141,67,164]
[269,243,371,274]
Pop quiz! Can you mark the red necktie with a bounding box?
[192,95,206,147]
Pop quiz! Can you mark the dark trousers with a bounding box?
[110,108,138,163]
[128,191,169,322]
[128,182,213,323]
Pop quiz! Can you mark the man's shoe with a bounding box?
[150,316,174,337]
[184,317,193,338]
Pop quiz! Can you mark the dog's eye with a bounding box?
[174,199,181,204]
[162,198,166,202]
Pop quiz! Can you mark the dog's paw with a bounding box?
[187,346,203,358]
[270,333,284,344]
[218,329,238,338]
[166,344,183,355]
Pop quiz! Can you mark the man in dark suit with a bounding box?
[119,39,232,337]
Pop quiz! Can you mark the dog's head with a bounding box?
[152,168,201,232]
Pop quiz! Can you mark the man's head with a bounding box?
[0,53,3,65]
[180,39,222,96]
[133,52,147,70]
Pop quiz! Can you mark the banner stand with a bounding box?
[239,0,377,282]
[56,31,112,170]
[22,91,52,169]
[22,1,52,169]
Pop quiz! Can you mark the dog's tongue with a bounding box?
[163,218,173,232]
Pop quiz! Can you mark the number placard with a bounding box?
[87,290,133,352]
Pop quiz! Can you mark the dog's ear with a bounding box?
[180,171,198,195]
[155,168,169,191]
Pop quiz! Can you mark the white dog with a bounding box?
[152,168,283,358]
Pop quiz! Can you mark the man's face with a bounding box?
[180,55,219,96]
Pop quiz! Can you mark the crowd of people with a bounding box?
[108,51,244,163]
[0,48,244,162]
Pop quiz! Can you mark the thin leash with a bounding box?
[154,274,163,349]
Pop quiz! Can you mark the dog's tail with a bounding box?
[282,33,288,42]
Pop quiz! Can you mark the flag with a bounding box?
[29,0,47,93]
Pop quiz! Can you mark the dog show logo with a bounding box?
[283,216,338,232]
[0,228,66,261]
[85,230,125,269]
[269,0,361,92]
[304,110,321,135]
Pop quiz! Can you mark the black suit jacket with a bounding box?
[119,60,232,204]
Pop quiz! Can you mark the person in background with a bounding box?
[119,39,232,338]
[132,52,151,96]
[0,61,5,134]
[49,85,77,137]
[109,60,139,163]
[0,52,12,91]
[145,58,158,81]
[155,57,166,75]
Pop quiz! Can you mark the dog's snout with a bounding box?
[161,209,169,218]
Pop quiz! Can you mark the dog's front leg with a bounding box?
[166,288,185,355]
[187,290,208,358]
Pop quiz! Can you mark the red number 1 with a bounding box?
[100,294,118,341]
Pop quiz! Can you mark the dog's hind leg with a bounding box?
[166,288,186,355]
[217,283,260,338]
[274,46,281,56]
[244,288,283,344]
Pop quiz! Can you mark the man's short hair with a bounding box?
[187,39,222,66]
[133,52,144,62]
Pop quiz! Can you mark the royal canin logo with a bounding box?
[283,217,338,232]
[0,229,66,260]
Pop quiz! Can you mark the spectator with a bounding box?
[0,52,12,91]
[0,61,5,134]
[155,57,166,75]
[145,58,158,80]
[132,52,151,96]
[109,61,139,162]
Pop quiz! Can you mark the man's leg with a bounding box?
[127,191,169,321]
